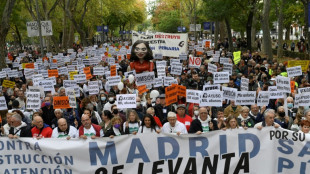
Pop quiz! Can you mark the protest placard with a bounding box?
[156,61,167,67]
[88,81,99,95]
[124,70,136,79]
[164,77,175,86]
[220,57,230,64]
[7,70,18,78]
[298,87,310,94]
[269,86,284,99]
[110,65,117,76]
[157,66,166,79]
[188,56,201,68]
[24,69,35,79]
[135,72,155,86]
[63,80,77,88]
[53,96,71,109]
[204,40,211,48]
[25,63,35,69]
[137,85,148,94]
[208,63,217,73]
[39,70,48,78]
[200,91,223,106]
[257,91,270,106]
[223,63,233,75]
[0,71,6,79]
[66,88,77,108]
[93,67,105,76]
[165,85,178,106]
[0,96,8,110]
[58,67,68,75]
[177,85,186,97]
[83,67,92,80]
[287,60,309,72]
[203,84,220,91]
[26,92,41,110]
[2,80,15,88]
[28,86,45,98]
[179,53,187,60]
[69,71,78,80]
[107,76,121,86]
[73,74,87,84]
[170,63,182,75]
[38,79,54,91]
[222,87,237,101]
[213,72,229,84]
[233,51,241,65]
[154,78,163,87]
[235,91,256,105]
[296,92,310,106]
[276,76,291,93]
[116,94,136,109]
[68,65,76,72]
[48,69,59,77]
[240,78,249,91]
[170,59,180,65]
[286,66,302,78]
[154,53,163,59]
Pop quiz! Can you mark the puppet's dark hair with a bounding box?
[130,40,154,61]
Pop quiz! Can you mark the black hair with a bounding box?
[130,40,153,61]
[103,110,113,120]
[141,114,157,132]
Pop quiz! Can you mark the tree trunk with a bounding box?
[0,0,17,69]
[67,23,74,49]
[251,14,257,49]
[62,0,68,50]
[225,17,233,52]
[15,24,23,50]
[246,8,254,51]
[285,25,290,40]
[219,21,226,42]
[215,21,219,49]
[262,0,273,60]
[277,0,285,58]
[304,1,310,58]
[51,35,60,53]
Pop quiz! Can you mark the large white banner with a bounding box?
[0,128,309,173]
[132,31,188,57]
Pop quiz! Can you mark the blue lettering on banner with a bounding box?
[277,139,294,154]
[189,137,209,157]
[238,133,260,158]
[298,141,310,157]
[126,138,150,163]
[220,135,227,157]
[158,46,180,51]
[158,137,179,160]
[89,141,118,165]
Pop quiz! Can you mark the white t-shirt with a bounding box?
[52,126,78,138]
[162,121,188,134]
[123,122,141,134]
[138,125,159,133]
[78,125,104,137]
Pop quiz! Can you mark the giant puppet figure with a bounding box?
[127,40,154,73]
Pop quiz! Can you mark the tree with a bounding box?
[262,0,273,60]
[0,0,17,69]
[277,0,285,58]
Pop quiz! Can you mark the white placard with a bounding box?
[240,78,249,91]
[124,70,136,79]
[268,86,284,99]
[287,66,302,78]
[186,89,201,104]
[116,94,136,109]
[107,76,121,86]
[222,86,237,101]
[156,61,167,67]
[38,79,54,91]
[154,53,163,59]
[0,71,6,79]
[235,91,256,105]
[298,87,310,94]
[296,92,310,106]
[26,21,53,37]
[27,86,45,98]
[170,63,182,75]
[220,57,230,64]
[24,68,35,79]
[208,64,217,73]
[223,63,233,75]
[257,91,270,106]
[63,80,77,88]
[164,77,175,86]
[74,74,87,84]
[93,67,105,76]
[26,92,41,110]
[276,76,291,93]
[88,81,99,95]
[203,84,220,91]
[188,56,201,68]
[200,91,223,106]
[66,88,77,108]
[135,72,155,86]
[179,53,187,60]
[157,66,166,79]
[213,72,229,84]
[170,59,180,65]
[58,67,68,75]
[68,65,76,72]
[7,70,18,78]
[154,78,163,88]
[0,96,8,110]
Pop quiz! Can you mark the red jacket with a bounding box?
[79,124,102,137]
[31,124,53,138]
[177,114,193,131]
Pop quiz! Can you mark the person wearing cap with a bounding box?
[176,104,192,131]
[154,94,176,124]
[162,112,187,135]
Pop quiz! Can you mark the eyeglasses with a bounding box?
[200,112,208,114]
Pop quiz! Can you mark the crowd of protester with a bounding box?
[1,38,310,140]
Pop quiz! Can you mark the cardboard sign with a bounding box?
[240,78,249,91]
[208,64,217,73]
[83,67,92,80]
[276,76,291,93]
[135,72,155,86]
[65,88,77,108]
[164,77,175,86]
[188,56,201,68]
[26,92,41,110]
[0,96,8,110]
[137,85,148,94]
[25,63,35,69]
[107,76,121,86]
[48,69,59,77]
[156,61,167,67]
[204,40,211,48]
[298,87,310,94]
[38,79,54,91]
[124,70,136,79]
[165,85,177,106]
[24,68,35,79]
[235,91,256,105]
[257,91,270,106]
[74,74,87,84]
[287,66,302,78]
[200,91,223,107]
[203,84,220,91]
[93,67,105,76]
[116,94,136,109]
[220,57,230,64]
[268,86,284,99]
[186,89,201,103]
[213,72,229,84]
[7,70,18,78]
[2,80,15,88]
[53,96,71,109]
[222,87,237,101]
[28,86,45,98]
[295,92,310,106]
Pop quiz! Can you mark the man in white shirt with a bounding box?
[162,112,187,135]
[52,118,78,139]
[254,109,280,129]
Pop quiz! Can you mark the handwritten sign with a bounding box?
[53,96,71,109]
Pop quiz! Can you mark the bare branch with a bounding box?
[48,0,61,18]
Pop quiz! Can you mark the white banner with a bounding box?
[26,92,41,110]
[200,91,223,106]
[287,66,302,78]
[213,72,229,84]
[116,94,136,108]
[132,31,188,57]
[1,128,309,173]
[26,21,53,37]
[235,91,256,105]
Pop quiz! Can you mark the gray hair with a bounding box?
[241,106,250,112]
[12,113,22,122]
[264,109,275,118]
[304,109,310,117]
[54,109,63,114]
[58,87,66,94]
